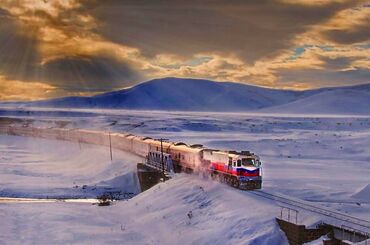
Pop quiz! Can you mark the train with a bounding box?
[0,125,262,190]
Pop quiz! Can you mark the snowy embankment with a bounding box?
[0,133,289,244]
[0,135,142,199]
[353,184,370,203]
[0,134,289,244]
[0,173,288,245]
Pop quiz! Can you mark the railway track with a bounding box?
[0,197,99,204]
[251,190,370,232]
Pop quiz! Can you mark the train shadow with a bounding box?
[0,163,169,202]
[136,163,170,192]
[0,171,141,201]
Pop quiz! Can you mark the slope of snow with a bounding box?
[259,89,370,115]
[1,110,370,244]
[352,184,370,202]
[0,135,142,199]
[0,134,291,244]
[0,174,290,245]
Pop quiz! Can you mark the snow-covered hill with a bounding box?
[261,89,370,115]
[28,77,301,111]
[352,184,370,202]
[15,77,370,115]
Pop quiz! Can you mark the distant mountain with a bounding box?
[20,77,370,114]
[260,89,370,115]
[28,77,303,111]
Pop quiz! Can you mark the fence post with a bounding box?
[342,226,345,241]
[295,210,298,224]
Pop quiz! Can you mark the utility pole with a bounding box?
[157,138,168,182]
[160,138,165,182]
[109,132,113,161]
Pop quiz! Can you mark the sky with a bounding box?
[0,0,369,101]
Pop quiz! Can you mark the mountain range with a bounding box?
[11,77,370,115]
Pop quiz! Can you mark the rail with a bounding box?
[251,190,370,232]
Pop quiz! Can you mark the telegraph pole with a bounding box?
[109,132,113,161]
[160,138,165,182]
[157,138,168,182]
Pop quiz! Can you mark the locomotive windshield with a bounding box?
[241,158,261,167]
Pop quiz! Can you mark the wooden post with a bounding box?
[161,138,165,182]
[295,210,298,224]
[109,132,113,161]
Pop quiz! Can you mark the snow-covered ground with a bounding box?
[0,174,288,245]
[1,108,370,244]
[0,135,142,199]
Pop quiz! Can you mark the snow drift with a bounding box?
[0,135,142,199]
[352,184,370,202]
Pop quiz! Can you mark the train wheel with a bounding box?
[224,176,229,185]
[233,179,240,188]
[210,172,217,180]
[225,175,233,186]
[219,174,226,183]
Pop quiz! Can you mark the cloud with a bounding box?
[324,23,370,44]
[38,56,143,92]
[279,0,351,6]
[319,56,359,71]
[0,8,41,81]
[0,76,57,101]
[88,0,360,63]
[275,67,370,88]
[320,4,370,44]
[0,0,369,100]
[0,6,143,93]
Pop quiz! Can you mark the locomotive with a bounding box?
[126,137,262,190]
[1,125,262,190]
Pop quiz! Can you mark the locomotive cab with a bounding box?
[232,156,261,168]
[204,149,262,190]
[228,152,262,190]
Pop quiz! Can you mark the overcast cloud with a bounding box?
[0,0,369,100]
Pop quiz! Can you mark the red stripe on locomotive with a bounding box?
[210,162,260,177]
